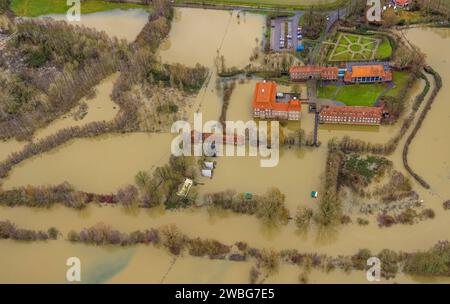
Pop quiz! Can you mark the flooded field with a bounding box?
[0,139,24,162]
[33,74,120,141]
[1,133,173,193]
[44,9,149,42]
[1,7,450,283]
[404,27,450,200]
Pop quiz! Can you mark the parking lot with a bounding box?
[270,13,303,52]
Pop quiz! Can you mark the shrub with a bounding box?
[443,200,450,210]
[403,241,450,277]
[377,213,396,228]
[47,227,59,240]
[160,224,186,255]
[357,218,369,226]
[295,206,313,229]
[378,249,399,279]
[351,249,372,270]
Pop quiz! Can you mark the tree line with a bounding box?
[204,188,290,226]
[64,222,450,280]
[0,220,59,241]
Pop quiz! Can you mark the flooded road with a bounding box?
[1,7,450,283]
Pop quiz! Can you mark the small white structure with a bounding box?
[201,169,213,178]
[176,178,193,197]
[204,161,215,169]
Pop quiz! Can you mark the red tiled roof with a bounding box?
[394,0,411,5]
[321,67,339,78]
[320,106,382,119]
[290,65,339,80]
[289,65,323,74]
[252,81,277,109]
[271,100,301,112]
[252,82,301,113]
[344,65,392,82]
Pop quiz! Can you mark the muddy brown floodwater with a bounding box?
[43,9,149,42]
[0,8,449,283]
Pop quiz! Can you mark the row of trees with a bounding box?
[0,220,59,241]
[0,183,87,209]
[68,223,230,257]
[11,219,450,280]
[204,188,290,226]
[135,0,174,49]
[402,66,442,189]
[314,145,344,226]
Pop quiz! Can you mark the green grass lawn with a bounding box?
[375,37,393,60]
[318,71,410,106]
[346,34,359,43]
[317,85,338,99]
[318,83,387,107]
[360,37,373,44]
[336,84,387,106]
[385,71,411,98]
[331,52,352,61]
[11,0,148,17]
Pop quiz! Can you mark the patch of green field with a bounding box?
[317,85,338,99]
[11,0,148,17]
[334,45,347,53]
[319,71,412,105]
[349,44,362,52]
[346,35,359,43]
[331,52,353,61]
[364,41,377,50]
[361,50,373,58]
[339,35,350,45]
[319,83,387,107]
[335,84,387,106]
[375,37,393,60]
[360,37,373,45]
[385,71,411,98]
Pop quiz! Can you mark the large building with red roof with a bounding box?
[252,81,301,121]
[319,105,383,125]
[290,66,339,81]
[344,65,392,83]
